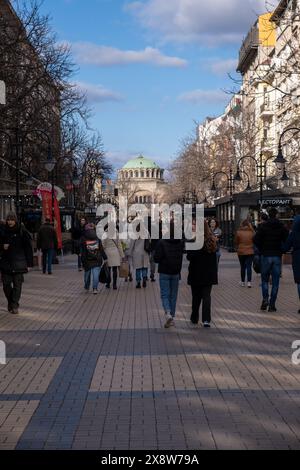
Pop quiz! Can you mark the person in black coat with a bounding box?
[253,208,289,312]
[80,224,107,294]
[37,219,58,275]
[72,217,87,271]
[283,215,300,314]
[154,234,185,329]
[187,220,218,328]
[0,213,33,314]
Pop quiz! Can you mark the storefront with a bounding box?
[215,188,300,249]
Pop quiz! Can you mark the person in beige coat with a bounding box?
[127,236,150,289]
[102,235,124,290]
[235,220,255,288]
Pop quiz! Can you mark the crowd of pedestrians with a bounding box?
[0,207,300,326]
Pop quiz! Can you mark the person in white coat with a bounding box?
[102,233,124,290]
[128,233,150,289]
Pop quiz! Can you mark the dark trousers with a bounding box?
[238,255,254,283]
[191,285,212,324]
[2,273,24,309]
[42,248,55,274]
[108,267,118,287]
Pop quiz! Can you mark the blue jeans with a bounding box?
[42,249,55,274]
[261,256,282,306]
[159,274,180,318]
[136,268,148,283]
[238,255,254,282]
[84,267,101,290]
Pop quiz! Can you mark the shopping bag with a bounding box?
[119,260,129,279]
[99,264,111,284]
[253,255,261,274]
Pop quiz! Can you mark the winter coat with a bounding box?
[253,218,289,257]
[72,224,86,255]
[154,239,185,275]
[283,216,300,284]
[187,247,218,287]
[235,226,255,256]
[102,237,124,268]
[80,228,107,271]
[37,223,58,251]
[0,225,33,275]
[127,238,150,270]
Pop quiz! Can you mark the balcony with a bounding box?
[237,24,259,74]
[260,101,274,119]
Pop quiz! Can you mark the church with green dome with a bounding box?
[117,155,167,204]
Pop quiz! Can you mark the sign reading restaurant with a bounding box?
[258,198,293,207]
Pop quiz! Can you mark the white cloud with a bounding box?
[126,0,268,45]
[76,82,124,103]
[178,89,227,104]
[206,59,238,76]
[71,42,188,68]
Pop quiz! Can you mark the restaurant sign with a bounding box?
[258,198,293,207]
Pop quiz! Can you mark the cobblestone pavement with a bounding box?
[0,252,300,450]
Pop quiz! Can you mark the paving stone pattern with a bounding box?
[0,253,300,450]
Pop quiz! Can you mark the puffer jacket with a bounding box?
[80,228,107,271]
[235,226,255,256]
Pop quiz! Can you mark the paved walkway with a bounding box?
[0,252,300,450]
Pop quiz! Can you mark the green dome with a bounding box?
[123,155,160,170]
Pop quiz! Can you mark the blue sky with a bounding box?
[39,0,270,171]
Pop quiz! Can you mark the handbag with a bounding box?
[253,255,261,274]
[144,239,151,254]
[99,264,111,284]
[119,260,129,279]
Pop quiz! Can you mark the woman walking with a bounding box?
[0,213,33,315]
[209,219,222,264]
[235,220,255,288]
[81,223,107,294]
[102,230,124,290]
[128,229,150,289]
[283,215,300,313]
[154,233,185,329]
[72,217,87,272]
[187,219,218,328]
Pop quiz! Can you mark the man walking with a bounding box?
[0,213,33,315]
[37,218,58,275]
[254,208,289,312]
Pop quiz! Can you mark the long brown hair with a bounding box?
[204,220,217,253]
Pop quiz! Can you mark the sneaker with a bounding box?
[203,321,211,328]
[11,308,19,315]
[240,282,245,287]
[247,282,252,288]
[7,305,13,313]
[164,316,175,329]
[93,289,98,295]
[261,300,269,311]
[268,305,277,313]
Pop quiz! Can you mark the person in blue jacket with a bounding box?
[284,215,300,314]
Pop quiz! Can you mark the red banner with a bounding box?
[40,190,63,250]
[54,198,63,250]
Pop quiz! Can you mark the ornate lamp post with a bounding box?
[211,168,235,252]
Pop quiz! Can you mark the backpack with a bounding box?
[85,240,99,260]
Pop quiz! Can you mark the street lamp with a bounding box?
[211,168,235,252]
[274,127,300,174]
[235,153,278,214]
